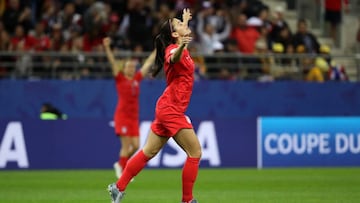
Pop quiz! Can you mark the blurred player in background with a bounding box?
[107,8,201,203]
[103,37,156,178]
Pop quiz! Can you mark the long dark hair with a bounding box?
[152,19,176,77]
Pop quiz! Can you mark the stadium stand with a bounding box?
[0,0,359,81]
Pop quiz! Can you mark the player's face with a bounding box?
[123,60,137,77]
[171,18,191,37]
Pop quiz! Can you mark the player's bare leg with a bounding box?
[128,136,140,157]
[113,136,131,178]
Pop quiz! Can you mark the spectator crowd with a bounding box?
[0,0,350,81]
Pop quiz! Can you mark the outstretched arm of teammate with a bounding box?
[103,37,123,76]
[140,50,156,77]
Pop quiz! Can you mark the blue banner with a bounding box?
[0,118,257,169]
[258,117,360,168]
[1,80,360,119]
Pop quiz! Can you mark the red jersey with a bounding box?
[34,35,51,51]
[156,44,195,114]
[114,71,142,121]
[230,26,260,53]
[10,36,37,51]
[325,0,348,11]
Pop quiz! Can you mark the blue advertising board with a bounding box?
[258,117,360,168]
[2,80,360,119]
[2,80,360,169]
[0,118,257,170]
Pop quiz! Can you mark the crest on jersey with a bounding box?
[133,81,139,87]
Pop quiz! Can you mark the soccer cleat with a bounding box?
[182,199,198,203]
[113,162,122,178]
[107,183,125,203]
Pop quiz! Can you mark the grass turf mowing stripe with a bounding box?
[0,168,359,203]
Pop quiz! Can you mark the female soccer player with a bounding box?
[103,37,156,178]
[107,8,201,203]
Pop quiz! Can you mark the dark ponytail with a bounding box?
[152,19,175,77]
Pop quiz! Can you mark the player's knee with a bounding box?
[188,148,202,159]
[143,147,161,158]
[120,147,127,154]
[128,146,138,156]
[132,143,140,151]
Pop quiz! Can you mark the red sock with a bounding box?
[116,150,150,191]
[182,157,200,202]
[118,156,129,170]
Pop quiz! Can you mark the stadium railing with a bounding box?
[0,51,359,81]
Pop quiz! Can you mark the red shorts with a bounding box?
[114,118,139,136]
[151,111,193,137]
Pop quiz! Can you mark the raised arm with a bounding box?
[171,42,187,63]
[217,16,231,41]
[196,11,205,37]
[103,37,123,76]
[182,8,192,28]
[140,50,156,77]
[171,8,192,63]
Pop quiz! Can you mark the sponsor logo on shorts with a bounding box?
[121,126,127,134]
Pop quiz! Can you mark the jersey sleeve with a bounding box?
[165,44,178,65]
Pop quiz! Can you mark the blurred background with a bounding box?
[0,0,359,81]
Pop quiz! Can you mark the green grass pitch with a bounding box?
[1,167,359,203]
